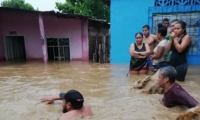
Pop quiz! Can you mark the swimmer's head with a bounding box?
[142,25,150,37]
[158,66,177,88]
[60,90,84,113]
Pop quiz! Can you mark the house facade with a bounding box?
[0,7,109,63]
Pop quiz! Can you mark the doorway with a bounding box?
[5,36,26,61]
[88,36,110,63]
[47,38,70,61]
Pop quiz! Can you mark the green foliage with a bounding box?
[56,0,110,22]
[1,0,35,11]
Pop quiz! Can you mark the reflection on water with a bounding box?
[0,61,200,120]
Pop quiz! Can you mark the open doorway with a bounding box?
[47,38,70,61]
[5,36,26,61]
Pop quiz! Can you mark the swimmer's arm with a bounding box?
[40,95,62,104]
[137,43,150,56]
[151,46,164,60]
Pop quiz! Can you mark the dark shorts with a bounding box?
[174,63,188,81]
[147,56,153,67]
[153,61,169,72]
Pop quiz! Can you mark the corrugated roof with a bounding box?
[0,7,109,25]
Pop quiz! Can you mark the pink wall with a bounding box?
[0,10,89,61]
[0,11,43,60]
[43,15,88,61]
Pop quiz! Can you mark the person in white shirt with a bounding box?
[150,26,169,71]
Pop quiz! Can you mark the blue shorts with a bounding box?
[147,56,153,67]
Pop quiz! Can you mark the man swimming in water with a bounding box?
[40,90,93,120]
[157,66,199,108]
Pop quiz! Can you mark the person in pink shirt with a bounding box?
[40,90,93,120]
[158,66,199,108]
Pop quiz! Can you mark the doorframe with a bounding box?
[46,37,71,61]
[4,36,26,60]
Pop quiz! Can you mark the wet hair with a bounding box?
[158,26,167,37]
[135,32,143,38]
[162,18,169,22]
[176,20,187,35]
[142,25,150,30]
[157,23,163,28]
[171,19,179,23]
[160,66,177,83]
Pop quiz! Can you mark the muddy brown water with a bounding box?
[0,61,200,120]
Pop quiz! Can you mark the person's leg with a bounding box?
[139,70,148,74]
[153,61,169,72]
[159,61,169,68]
[175,63,188,81]
[130,70,139,74]
[147,56,154,71]
[129,61,139,74]
[139,63,149,74]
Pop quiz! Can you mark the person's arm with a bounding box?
[135,43,150,56]
[166,32,176,53]
[153,34,159,43]
[173,35,190,53]
[174,88,199,108]
[166,39,173,53]
[129,43,145,58]
[151,46,164,60]
[40,95,62,104]
[129,43,134,56]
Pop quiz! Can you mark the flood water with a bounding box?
[0,61,200,120]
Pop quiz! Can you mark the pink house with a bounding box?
[0,7,110,63]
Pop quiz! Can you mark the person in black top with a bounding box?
[129,32,150,74]
[166,21,191,81]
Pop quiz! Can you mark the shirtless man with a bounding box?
[40,90,93,120]
[142,25,158,71]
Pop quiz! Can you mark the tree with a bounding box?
[1,0,35,11]
[55,0,110,22]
